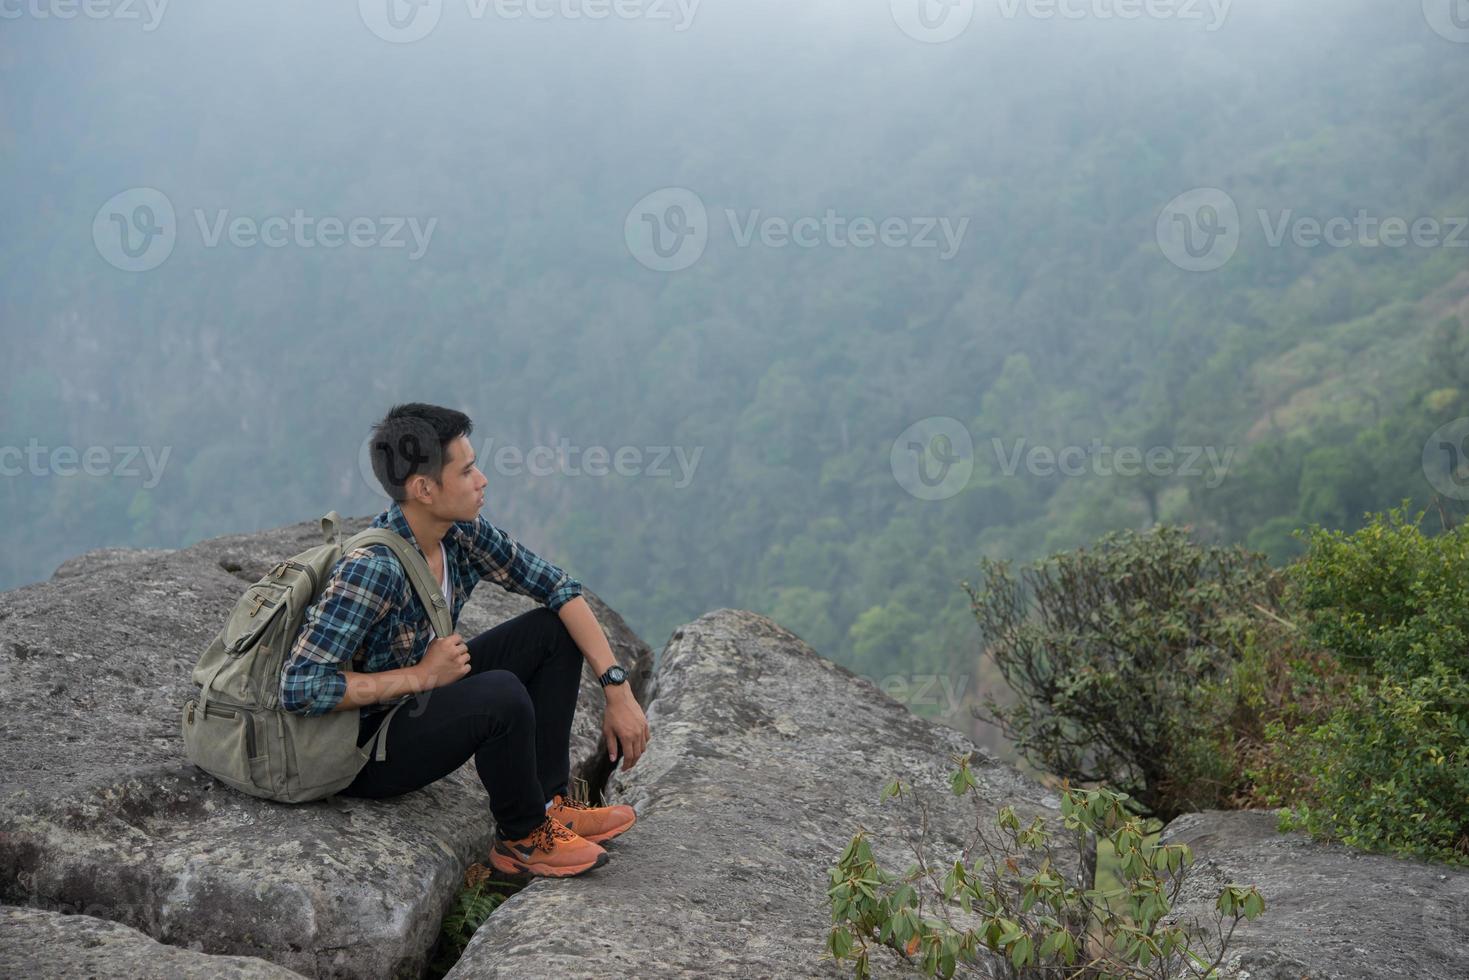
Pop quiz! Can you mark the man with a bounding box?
[280,402,650,878]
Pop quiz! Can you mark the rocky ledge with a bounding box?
[447,607,1067,979]
[4,517,1466,979]
[0,513,652,978]
[1159,809,1469,980]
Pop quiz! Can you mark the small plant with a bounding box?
[425,875,524,979]
[824,753,1265,978]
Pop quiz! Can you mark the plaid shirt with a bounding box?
[280,500,584,717]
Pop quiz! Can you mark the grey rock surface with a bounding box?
[450,608,1067,979]
[1159,809,1469,980]
[0,510,651,979]
[0,904,306,979]
[51,546,176,580]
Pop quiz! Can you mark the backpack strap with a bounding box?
[341,527,454,639]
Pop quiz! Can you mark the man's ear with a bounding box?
[410,472,445,506]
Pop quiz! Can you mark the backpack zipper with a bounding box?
[274,559,318,594]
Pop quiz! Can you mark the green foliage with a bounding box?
[825,756,1265,979]
[425,878,523,979]
[1260,506,1469,865]
[966,526,1284,819]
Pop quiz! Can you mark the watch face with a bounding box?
[604,665,627,683]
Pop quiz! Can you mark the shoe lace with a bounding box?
[553,793,591,811]
[527,815,577,851]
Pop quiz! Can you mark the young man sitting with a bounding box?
[280,402,650,877]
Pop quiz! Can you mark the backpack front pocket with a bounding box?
[181,698,263,791]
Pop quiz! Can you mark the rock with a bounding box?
[51,547,176,580]
[0,904,305,978]
[1158,810,1469,980]
[449,608,1068,979]
[0,512,652,978]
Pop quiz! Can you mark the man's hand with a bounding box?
[416,633,470,690]
[604,688,650,771]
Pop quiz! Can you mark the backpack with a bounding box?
[181,510,453,803]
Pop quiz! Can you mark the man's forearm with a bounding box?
[328,664,429,712]
[557,595,634,701]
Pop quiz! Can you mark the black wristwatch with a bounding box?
[598,664,628,688]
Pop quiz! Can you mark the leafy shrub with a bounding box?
[1261,505,1469,865]
[965,526,1284,819]
[824,754,1266,979]
[1223,614,1354,811]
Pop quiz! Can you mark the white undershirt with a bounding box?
[424,541,452,643]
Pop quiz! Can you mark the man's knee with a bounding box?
[469,668,535,721]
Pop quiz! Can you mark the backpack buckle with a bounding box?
[248,593,267,617]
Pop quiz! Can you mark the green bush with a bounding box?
[965,526,1284,820]
[824,755,1266,979]
[1263,505,1469,865]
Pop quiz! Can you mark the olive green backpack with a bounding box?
[181,511,453,803]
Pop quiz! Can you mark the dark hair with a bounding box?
[368,402,474,502]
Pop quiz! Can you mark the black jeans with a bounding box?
[337,606,583,841]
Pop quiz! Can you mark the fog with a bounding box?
[3,0,1466,678]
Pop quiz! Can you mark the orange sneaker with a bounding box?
[487,815,608,878]
[546,792,637,844]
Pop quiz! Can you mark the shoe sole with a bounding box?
[487,846,609,878]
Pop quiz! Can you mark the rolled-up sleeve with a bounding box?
[280,550,397,715]
[461,516,584,611]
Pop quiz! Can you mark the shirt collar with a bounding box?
[373,499,466,555]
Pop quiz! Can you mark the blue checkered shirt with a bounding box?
[280,501,584,717]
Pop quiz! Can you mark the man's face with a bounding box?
[420,434,486,521]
